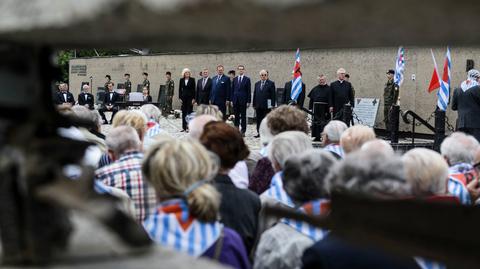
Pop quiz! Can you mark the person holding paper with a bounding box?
[253,69,276,138]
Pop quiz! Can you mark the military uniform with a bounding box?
[165,79,174,113]
[143,79,150,91]
[125,80,132,94]
[383,79,399,130]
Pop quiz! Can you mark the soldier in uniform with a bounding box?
[165,71,174,114]
[142,72,150,91]
[384,69,399,131]
[124,73,132,94]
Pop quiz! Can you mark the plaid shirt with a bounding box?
[95,151,157,222]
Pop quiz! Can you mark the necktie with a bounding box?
[261,81,265,90]
[239,76,242,84]
[202,78,206,89]
[217,75,221,84]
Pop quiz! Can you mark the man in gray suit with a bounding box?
[452,69,480,142]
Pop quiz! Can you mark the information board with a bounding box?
[352,98,380,127]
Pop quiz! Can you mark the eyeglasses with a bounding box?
[260,74,267,76]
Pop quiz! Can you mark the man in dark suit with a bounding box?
[210,65,231,120]
[253,70,276,138]
[98,82,120,124]
[283,74,306,108]
[55,83,75,106]
[330,68,355,119]
[452,69,480,142]
[78,84,95,109]
[231,65,252,135]
[196,68,212,105]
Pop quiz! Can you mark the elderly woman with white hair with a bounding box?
[340,124,376,154]
[261,131,313,207]
[140,104,170,150]
[322,120,348,159]
[179,68,196,132]
[254,149,336,269]
[440,132,480,204]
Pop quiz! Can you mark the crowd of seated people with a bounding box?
[57,102,480,269]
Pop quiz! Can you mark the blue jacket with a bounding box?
[210,74,231,106]
[231,75,252,106]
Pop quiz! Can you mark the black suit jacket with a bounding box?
[196,77,212,105]
[330,80,354,114]
[308,84,332,110]
[143,95,152,103]
[78,92,94,109]
[253,79,276,109]
[103,91,120,106]
[283,81,306,107]
[452,85,480,129]
[213,174,260,254]
[231,76,252,105]
[179,78,196,102]
[55,91,75,105]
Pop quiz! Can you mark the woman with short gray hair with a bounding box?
[254,149,335,269]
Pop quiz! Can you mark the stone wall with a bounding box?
[69,47,480,133]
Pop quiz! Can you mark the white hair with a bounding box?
[268,131,313,169]
[71,105,101,126]
[182,68,191,77]
[188,114,218,140]
[324,120,348,143]
[140,104,162,123]
[440,132,480,165]
[259,118,273,147]
[361,139,394,156]
[259,69,268,75]
[82,84,90,91]
[106,126,141,156]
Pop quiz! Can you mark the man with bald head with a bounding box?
[330,68,354,119]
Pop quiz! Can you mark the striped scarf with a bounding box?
[414,257,446,269]
[143,199,222,257]
[448,163,477,186]
[282,199,330,241]
[146,121,163,138]
[262,172,294,207]
[324,143,345,159]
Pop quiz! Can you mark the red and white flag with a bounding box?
[427,49,441,93]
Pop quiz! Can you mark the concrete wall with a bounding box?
[69,47,480,133]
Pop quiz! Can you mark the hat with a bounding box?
[387,69,395,75]
[467,69,480,79]
[337,68,346,74]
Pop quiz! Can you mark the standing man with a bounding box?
[98,82,120,124]
[210,65,231,120]
[55,83,75,107]
[227,70,236,118]
[165,71,175,114]
[124,73,132,94]
[308,74,332,116]
[78,84,95,110]
[452,69,480,142]
[232,65,252,136]
[383,69,399,130]
[253,70,276,138]
[104,75,112,90]
[283,74,306,107]
[330,68,354,119]
[142,72,150,91]
[196,68,212,105]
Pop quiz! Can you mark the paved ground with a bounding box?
[101,114,263,151]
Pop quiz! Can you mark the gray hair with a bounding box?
[283,149,337,204]
[360,139,394,156]
[140,104,162,123]
[402,148,448,197]
[326,150,411,199]
[82,84,90,91]
[324,120,348,143]
[106,126,141,156]
[440,132,479,165]
[188,114,218,140]
[71,105,101,126]
[268,131,313,170]
[259,118,273,147]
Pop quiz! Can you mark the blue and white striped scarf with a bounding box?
[143,199,222,257]
[261,172,294,207]
[282,199,330,241]
[324,143,345,159]
[146,121,163,138]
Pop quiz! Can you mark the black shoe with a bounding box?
[254,134,260,138]
[180,129,186,132]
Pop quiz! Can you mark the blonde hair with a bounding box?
[196,104,223,121]
[112,110,147,139]
[340,125,376,154]
[182,68,191,77]
[142,137,220,222]
[402,148,448,197]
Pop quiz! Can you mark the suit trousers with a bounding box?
[98,106,119,123]
[182,100,193,130]
[234,103,247,133]
[255,108,270,133]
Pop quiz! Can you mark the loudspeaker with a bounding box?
[467,59,474,72]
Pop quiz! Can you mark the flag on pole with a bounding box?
[437,47,451,111]
[428,49,441,93]
[394,47,405,86]
[290,48,302,102]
